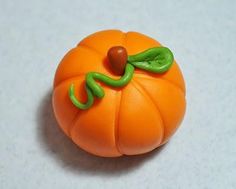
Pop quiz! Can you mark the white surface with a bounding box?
[0,0,235,188]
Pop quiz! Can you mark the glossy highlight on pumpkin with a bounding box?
[52,30,186,157]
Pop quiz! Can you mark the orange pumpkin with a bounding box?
[52,30,186,157]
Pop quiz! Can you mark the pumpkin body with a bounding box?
[53,30,186,157]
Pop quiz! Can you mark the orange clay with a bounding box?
[52,30,186,157]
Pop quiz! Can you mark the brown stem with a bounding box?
[107,46,128,75]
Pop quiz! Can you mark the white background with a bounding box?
[0,0,235,188]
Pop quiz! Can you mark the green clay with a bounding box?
[86,63,134,98]
[69,64,134,109]
[68,46,174,110]
[128,47,174,73]
[69,84,94,110]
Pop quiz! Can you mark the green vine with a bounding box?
[68,46,174,110]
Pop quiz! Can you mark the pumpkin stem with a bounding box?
[107,46,128,75]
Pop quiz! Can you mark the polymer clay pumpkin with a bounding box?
[52,30,186,157]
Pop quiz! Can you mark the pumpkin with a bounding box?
[52,30,186,157]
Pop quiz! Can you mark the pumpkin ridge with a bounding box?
[131,79,165,144]
[78,30,125,57]
[54,45,108,87]
[78,43,105,57]
[68,87,123,156]
[68,110,81,138]
[64,80,87,137]
[114,90,123,155]
[54,74,86,89]
[122,32,127,47]
[134,74,185,95]
[52,87,80,136]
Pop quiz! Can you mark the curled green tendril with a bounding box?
[69,84,94,110]
[69,63,134,110]
[68,46,174,110]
